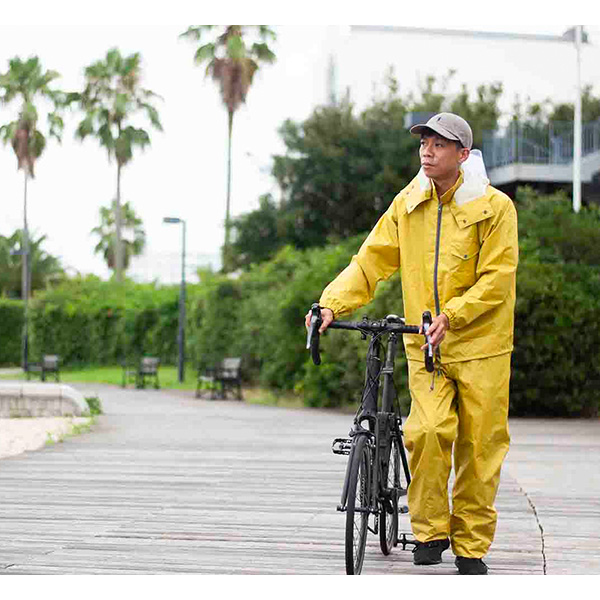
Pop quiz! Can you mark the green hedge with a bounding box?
[27,277,181,366]
[0,299,24,365]
[512,262,600,417]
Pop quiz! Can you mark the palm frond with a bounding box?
[194,43,216,64]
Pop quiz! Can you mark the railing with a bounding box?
[483,119,600,169]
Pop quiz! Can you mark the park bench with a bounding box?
[121,356,160,389]
[196,357,243,401]
[26,354,60,382]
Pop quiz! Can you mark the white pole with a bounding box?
[573,25,582,213]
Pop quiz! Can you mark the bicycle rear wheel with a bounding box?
[379,435,401,555]
[345,434,371,575]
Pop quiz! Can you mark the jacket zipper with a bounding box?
[433,201,443,317]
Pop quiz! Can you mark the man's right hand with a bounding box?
[304,307,334,334]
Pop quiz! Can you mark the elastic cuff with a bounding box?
[318,297,346,319]
[442,309,456,330]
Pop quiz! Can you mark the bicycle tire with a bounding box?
[345,434,371,575]
[379,435,401,555]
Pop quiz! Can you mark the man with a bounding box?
[305,113,518,575]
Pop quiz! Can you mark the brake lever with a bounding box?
[306,303,322,366]
[422,311,434,373]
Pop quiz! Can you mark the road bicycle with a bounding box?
[306,303,434,575]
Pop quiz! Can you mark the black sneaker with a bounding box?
[412,538,450,565]
[455,556,488,575]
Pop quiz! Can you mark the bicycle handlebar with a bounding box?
[306,303,435,372]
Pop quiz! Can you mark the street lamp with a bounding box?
[10,241,30,373]
[163,217,187,383]
[573,25,583,213]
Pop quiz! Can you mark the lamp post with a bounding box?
[163,217,186,383]
[573,25,583,213]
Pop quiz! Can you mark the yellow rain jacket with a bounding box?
[319,165,519,362]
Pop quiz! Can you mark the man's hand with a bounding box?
[421,313,450,350]
[305,307,334,334]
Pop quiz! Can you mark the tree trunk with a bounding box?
[115,162,124,282]
[223,109,234,269]
[22,170,30,371]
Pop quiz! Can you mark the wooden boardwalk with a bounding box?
[0,384,598,575]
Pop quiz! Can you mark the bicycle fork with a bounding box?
[333,431,373,515]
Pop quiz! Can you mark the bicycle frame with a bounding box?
[336,329,408,522]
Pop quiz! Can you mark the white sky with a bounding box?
[1,3,599,283]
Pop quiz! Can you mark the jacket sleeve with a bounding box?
[443,198,518,329]
[319,201,401,317]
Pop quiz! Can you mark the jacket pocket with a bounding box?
[448,245,480,289]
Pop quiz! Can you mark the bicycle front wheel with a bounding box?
[345,434,371,575]
[379,435,401,555]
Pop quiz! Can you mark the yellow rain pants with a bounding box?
[403,354,511,558]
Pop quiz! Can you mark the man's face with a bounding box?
[419,133,469,181]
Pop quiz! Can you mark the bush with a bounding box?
[85,396,104,415]
[516,186,600,266]
[187,271,243,373]
[0,299,24,365]
[219,190,600,417]
[28,276,181,367]
[511,262,600,417]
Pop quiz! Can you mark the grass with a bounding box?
[0,364,199,390]
[0,364,306,409]
[45,416,97,446]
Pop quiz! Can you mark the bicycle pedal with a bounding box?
[332,438,352,455]
[397,533,418,550]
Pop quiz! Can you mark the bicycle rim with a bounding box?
[345,435,371,575]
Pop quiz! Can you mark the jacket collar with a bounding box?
[405,153,490,214]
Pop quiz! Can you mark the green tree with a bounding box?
[408,71,503,149]
[0,56,65,299]
[180,25,276,269]
[449,82,503,149]
[548,85,600,123]
[231,72,508,268]
[270,95,417,254]
[0,230,65,298]
[70,48,162,282]
[229,194,281,270]
[91,199,146,272]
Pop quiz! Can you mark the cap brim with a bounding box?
[410,123,461,143]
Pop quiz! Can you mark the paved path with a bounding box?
[0,384,598,575]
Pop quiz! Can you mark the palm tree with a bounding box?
[91,199,146,272]
[0,56,65,369]
[0,230,65,298]
[180,25,276,269]
[70,48,162,282]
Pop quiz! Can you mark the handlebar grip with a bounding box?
[422,311,434,373]
[306,303,322,366]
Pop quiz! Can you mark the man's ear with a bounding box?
[458,147,470,164]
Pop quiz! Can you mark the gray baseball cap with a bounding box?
[410,112,473,150]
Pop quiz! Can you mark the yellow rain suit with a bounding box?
[319,162,518,558]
